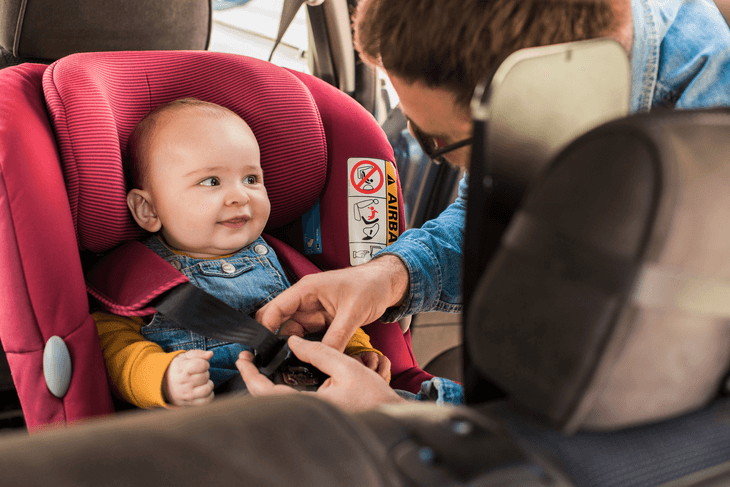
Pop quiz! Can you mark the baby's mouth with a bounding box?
[219,216,249,229]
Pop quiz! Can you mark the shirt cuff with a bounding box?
[414,377,465,405]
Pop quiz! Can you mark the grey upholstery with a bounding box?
[0,0,211,68]
[423,345,463,383]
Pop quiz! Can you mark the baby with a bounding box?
[94,98,390,408]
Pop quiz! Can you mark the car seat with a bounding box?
[0,50,433,430]
[466,107,730,486]
[0,0,211,430]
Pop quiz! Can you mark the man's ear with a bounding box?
[127,189,162,233]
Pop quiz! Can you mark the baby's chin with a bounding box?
[162,234,256,259]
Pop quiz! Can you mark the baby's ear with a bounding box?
[127,189,162,233]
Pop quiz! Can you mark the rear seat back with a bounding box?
[0,0,211,68]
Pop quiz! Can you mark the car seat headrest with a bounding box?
[1,0,210,66]
[42,51,327,253]
[466,109,730,433]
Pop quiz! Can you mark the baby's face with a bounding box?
[144,111,270,258]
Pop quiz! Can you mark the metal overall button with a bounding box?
[254,244,269,255]
[169,260,182,271]
[221,262,236,274]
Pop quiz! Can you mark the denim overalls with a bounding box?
[141,235,291,387]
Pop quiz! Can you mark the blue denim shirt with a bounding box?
[380,0,730,325]
[631,0,730,112]
[140,235,290,386]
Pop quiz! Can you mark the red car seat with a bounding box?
[0,50,433,430]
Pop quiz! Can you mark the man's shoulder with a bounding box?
[647,0,730,109]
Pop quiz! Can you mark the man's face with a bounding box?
[144,111,270,258]
[388,74,473,169]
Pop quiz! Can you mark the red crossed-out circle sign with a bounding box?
[350,160,384,195]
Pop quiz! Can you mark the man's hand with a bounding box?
[163,350,215,407]
[255,255,409,352]
[236,336,406,411]
[351,351,391,382]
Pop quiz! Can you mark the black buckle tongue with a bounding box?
[256,334,329,391]
[256,337,291,377]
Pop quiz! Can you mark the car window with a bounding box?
[209,0,310,73]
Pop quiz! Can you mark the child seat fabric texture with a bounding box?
[0,51,432,428]
[0,62,113,429]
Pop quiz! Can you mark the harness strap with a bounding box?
[86,240,293,376]
[268,0,306,62]
[150,281,289,376]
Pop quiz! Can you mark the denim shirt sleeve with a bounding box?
[631,0,730,113]
[415,377,465,405]
[376,175,467,323]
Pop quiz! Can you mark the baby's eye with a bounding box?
[199,177,220,187]
[244,175,258,185]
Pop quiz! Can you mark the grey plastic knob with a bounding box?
[43,335,72,398]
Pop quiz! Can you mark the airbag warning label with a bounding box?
[347,158,399,266]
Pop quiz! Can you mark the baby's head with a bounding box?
[126,98,269,258]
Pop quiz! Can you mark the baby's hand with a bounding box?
[163,350,215,407]
[352,351,391,382]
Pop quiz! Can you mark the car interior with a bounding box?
[2,0,730,485]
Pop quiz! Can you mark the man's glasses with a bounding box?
[406,117,473,165]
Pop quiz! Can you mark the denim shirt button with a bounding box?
[254,244,269,255]
[169,260,182,271]
[221,262,236,274]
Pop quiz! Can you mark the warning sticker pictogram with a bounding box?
[349,160,384,195]
[347,158,400,266]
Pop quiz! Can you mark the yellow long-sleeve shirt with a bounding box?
[94,311,380,409]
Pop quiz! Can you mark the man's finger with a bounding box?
[236,353,297,397]
[360,353,377,370]
[289,310,332,329]
[255,301,289,333]
[256,286,312,333]
[321,300,365,352]
[287,335,357,375]
[276,320,306,338]
[321,322,353,353]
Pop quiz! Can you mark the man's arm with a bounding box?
[376,175,467,322]
[256,175,468,350]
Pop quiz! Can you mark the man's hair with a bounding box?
[353,0,618,108]
[126,98,241,189]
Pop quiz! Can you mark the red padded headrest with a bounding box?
[43,51,327,253]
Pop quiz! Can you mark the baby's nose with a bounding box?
[226,184,250,205]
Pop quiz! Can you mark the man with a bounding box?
[243,0,730,405]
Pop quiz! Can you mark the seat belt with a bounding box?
[150,282,291,377]
[268,0,306,62]
[86,240,326,386]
